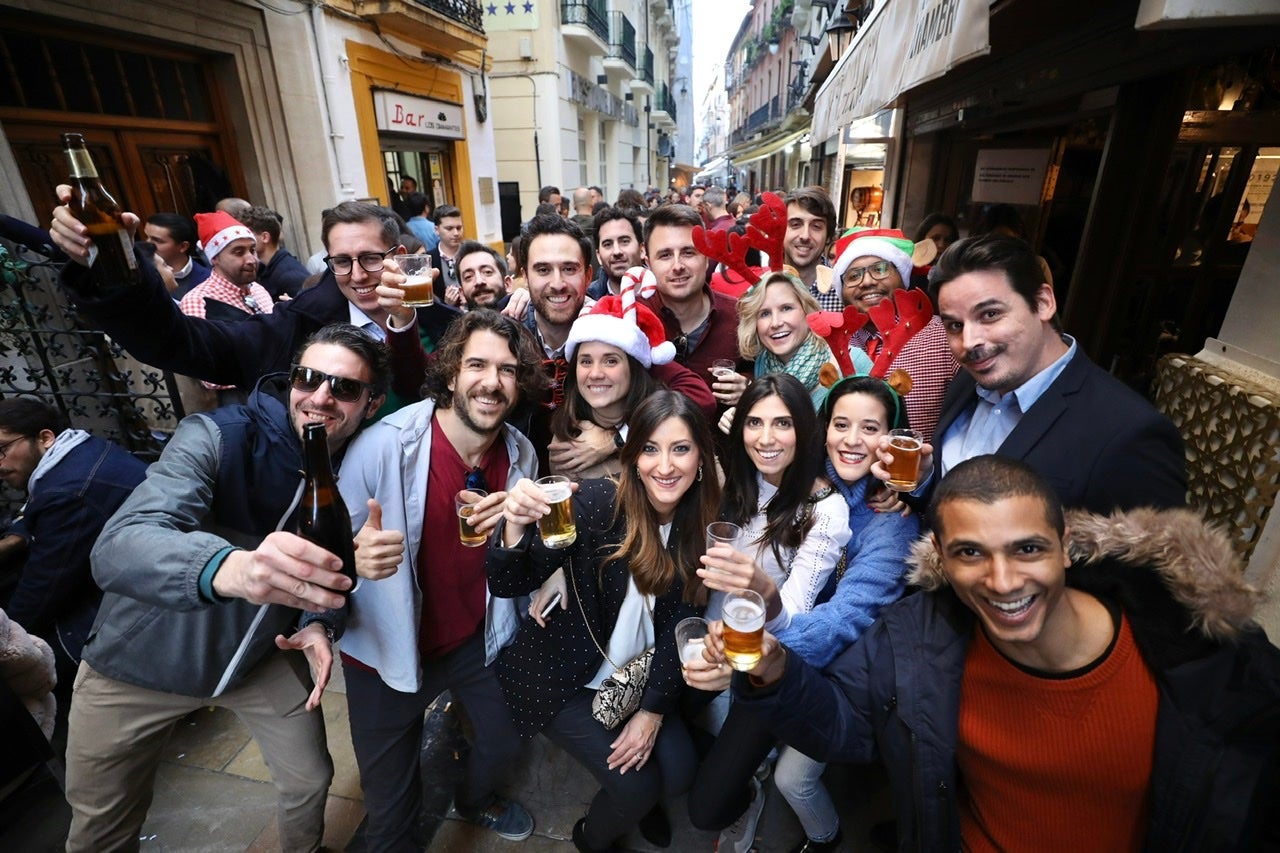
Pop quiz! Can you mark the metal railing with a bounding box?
[653,82,677,121]
[561,0,609,42]
[637,46,654,85]
[410,0,485,33]
[607,11,637,69]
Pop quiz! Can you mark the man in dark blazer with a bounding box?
[881,234,1186,514]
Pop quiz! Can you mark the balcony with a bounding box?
[603,10,637,79]
[330,0,486,57]
[652,81,677,128]
[632,46,655,94]
[561,0,609,52]
[729,98,782,145]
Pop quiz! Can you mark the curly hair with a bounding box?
[423,309,548,409]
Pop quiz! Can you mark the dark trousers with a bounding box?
[687,700,776,831]
[345,633,523,852]
[544,690,697,849]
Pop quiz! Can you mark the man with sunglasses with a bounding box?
[63,324,387,853]
[832,227,958,442]
[49,196,443,398]
[334,309,547,848]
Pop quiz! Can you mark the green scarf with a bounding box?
[755,332,832,394]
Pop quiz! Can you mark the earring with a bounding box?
[697,464,703,482]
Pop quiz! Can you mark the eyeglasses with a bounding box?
[843,260,895,285]
[0,435,27,460]
[674,334,690,358]
[289,365,376,403]
[322,248,395,275]
[465,466,488,492]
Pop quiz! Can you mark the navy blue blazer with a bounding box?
[933,347,1187,513]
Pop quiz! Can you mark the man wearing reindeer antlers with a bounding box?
[832,226,959,441]
[642,204,745,403]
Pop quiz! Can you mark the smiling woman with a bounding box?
[735,272,839,407]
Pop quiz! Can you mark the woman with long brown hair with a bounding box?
[487,390,721,852]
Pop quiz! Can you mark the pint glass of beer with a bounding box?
[722,589,766,671]
[536,475,576,549]
[675,617,710,668]
[885,428,924,492]
[705,521,743,553]
[456,489,488,547]
[398,254,434,306]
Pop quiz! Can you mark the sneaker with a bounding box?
[455,796,534,841]
[787,827,843,853]
[716,776,765,853]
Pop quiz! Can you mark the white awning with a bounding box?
[811,0,991,143]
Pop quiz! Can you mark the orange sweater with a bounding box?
[957,613,1158,852]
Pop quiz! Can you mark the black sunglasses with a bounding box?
[465,466,488,492]
[289,365,376,403]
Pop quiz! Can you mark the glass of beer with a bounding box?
[676,617,710,668]
[456,489,488,547]
[536,475,576,549]
[722,589,766,671]
[884,428,924,492]
[398,253,434,307]
[711,358,736,378]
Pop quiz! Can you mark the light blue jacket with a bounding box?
[774,464,917,668]
[337,399,537,692]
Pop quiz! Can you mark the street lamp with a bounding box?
[824,13,856,63]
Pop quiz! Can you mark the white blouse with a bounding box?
[585,521,667,687]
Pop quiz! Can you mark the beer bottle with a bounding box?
[61,132,139,290]
[296,422,358,593]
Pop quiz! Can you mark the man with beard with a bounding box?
[65,324,384,852]
[178,210,274,322]
[455,241,513,311]
[334,310,546,849]
[784,187,841,312]
[877,234,1185,514]
[586,206,645,299]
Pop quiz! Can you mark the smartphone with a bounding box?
[538,591,563,620]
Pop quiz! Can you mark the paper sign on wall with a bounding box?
[972,149,1051,205]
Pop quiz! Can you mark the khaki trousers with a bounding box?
[65,653,332,853]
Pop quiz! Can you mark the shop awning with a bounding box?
[730,128,810,167]
[811,0,991,143]
[695,155,730,184]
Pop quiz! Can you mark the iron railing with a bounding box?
[608,11,637,69]
[638,46,654,85]
[561,0,609,43]
[654,82,677,121]
[411,0,485,33]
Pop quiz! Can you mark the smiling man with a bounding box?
[783,187,841,311]
[587,206,646,299]
[335,309,547,849]
[920,234,1185,513]
[729,455,1280,852]
[65,324,387,852]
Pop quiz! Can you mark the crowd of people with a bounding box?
[0,174,1275,853]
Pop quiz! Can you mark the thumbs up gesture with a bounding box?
[353,498,405,581]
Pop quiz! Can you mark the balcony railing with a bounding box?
[638,46,654,86]
[561,0,608,43]
[410,0,485,32]
[653,82,677,122]
[606,11,637,69]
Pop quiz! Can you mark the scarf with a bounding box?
[756,332,832,394]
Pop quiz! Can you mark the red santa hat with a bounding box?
[830,227,915,288]
[195,210,255,260]
[565,267,675,368]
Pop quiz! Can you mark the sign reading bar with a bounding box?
[812,0,989,143]
[374,91,465,140]
[971,149,1051,206]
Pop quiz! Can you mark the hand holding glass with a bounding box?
[536,475,576,549]
[884,428,924,491]
[456,489,488,547]
[398,253,434,306]
[675,617,710,668]
[722,589,766,671]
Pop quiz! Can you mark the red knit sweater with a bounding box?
[957,612,1158,852]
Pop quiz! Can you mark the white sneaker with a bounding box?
[716,776,765,853]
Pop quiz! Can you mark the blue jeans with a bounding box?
[774,746,839,842]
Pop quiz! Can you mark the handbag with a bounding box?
[568,558,654,730]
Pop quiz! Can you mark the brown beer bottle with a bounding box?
[296,422,358,593]
[61,132,139,290]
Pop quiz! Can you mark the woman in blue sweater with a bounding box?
[686,374,917,853]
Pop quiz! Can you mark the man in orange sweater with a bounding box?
[711,455,1280,851]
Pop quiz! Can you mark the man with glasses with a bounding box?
[833,227,958,442]
[0,398,146,740]
[641,204,743,400]
[49,196,439,397]
[334,309,546,848]
[64,324,386,852]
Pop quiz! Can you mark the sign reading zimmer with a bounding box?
[972,149,1051,206]
[374,91,465,140]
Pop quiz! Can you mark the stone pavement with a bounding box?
[2,657,892,852]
